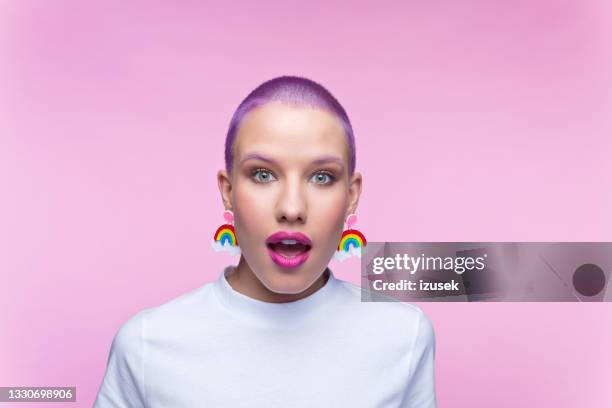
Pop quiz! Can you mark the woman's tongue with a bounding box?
[271,243,308,257]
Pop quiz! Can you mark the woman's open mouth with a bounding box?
[266,231,312,269]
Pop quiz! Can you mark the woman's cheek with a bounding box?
[233,182,274,236]
[309,188,347,245]
[309,185,347,219]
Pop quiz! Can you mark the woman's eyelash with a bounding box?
[250,168,336,184]
[251,168,276,183]
[310,171,336,184]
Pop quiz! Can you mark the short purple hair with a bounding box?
[225,76,356,175]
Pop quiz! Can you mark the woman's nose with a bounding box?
[275,179,307,224]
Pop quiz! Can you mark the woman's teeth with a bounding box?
[281,239,298,245]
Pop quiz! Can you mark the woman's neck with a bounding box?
[227,257,329,303]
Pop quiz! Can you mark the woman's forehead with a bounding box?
[234,102,349,164]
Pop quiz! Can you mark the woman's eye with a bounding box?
[310,172,335,185]
[253,169,276,183]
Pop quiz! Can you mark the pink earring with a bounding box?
[333,214,367,262]
[211,210,241,256]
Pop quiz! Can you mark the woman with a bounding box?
[93,76,437,407]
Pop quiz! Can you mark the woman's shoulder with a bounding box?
[146,280,218,317]
[111,280,219,344]
[333,278,435,345]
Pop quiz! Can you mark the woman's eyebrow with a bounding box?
[311,155,344,166]
[240,153,277,165]
[240,153,344,167]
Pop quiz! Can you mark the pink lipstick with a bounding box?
[266,231,312,269]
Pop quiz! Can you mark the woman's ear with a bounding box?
[347,171,362,216]
[217,169,233,211]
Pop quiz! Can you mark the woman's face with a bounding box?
[218,101,362,294]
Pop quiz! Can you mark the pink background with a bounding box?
[2,0,611,406]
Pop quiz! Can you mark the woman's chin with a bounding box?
[260,268,316,295]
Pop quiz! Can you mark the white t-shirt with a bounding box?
[93,266,437,407]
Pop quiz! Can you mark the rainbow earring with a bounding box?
[333,214,367,262]
[211,210,241,256]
